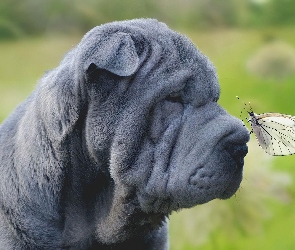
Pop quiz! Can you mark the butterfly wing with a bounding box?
[250,113,295,156]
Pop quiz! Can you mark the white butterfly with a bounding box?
[237,96,295,156]
[248,112,295,156]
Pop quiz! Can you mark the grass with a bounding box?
[1,28,295,249]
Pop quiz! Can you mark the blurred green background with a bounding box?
[1,0,295,249]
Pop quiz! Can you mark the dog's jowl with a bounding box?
[0,19,249,249]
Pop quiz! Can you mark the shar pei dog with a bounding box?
[0,19,249,249]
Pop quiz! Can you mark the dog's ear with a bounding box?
[84,32,139,77]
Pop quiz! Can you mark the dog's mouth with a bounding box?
[136,139,248,213]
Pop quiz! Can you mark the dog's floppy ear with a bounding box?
[84,32,139,76]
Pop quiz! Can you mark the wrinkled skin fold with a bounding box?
[0,19,249,249]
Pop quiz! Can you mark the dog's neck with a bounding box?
[95,184,166,244]
[62,176,165,245]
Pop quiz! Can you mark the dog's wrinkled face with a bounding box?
[82,19,249,214]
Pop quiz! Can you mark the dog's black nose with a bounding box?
[226,144,248,167]
[232,144,248,159]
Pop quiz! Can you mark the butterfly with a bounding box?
[237,96,295,156]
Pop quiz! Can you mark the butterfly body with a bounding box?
[248,112,295,156]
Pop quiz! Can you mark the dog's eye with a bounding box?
[166,92,183,103]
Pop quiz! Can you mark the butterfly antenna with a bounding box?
[237,96,250,112]
[236,96,256,135]
[248,101,254,113]
[236,96,249,123]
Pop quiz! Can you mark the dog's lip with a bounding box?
[219,166,243,199]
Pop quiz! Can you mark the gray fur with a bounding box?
[0,19,249,249]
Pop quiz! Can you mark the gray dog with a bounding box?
[0,19,249,249]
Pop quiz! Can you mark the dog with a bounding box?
[0,19,249,249]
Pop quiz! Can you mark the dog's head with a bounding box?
[72,19,250,213]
